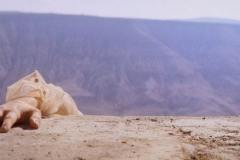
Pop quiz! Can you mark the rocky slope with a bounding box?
[0,116,239,160]
[0,12,240,115]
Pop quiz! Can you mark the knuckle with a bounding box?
[5,112,17,119]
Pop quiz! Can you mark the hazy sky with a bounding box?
[0,0,239,20]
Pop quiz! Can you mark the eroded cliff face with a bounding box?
[0,13,240,115]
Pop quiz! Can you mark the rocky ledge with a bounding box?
[0,116,239,160]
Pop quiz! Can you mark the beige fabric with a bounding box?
[5,70,83,116]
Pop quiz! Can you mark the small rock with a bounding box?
[52,137,57,141]
[179,128,192,135]
[87,144,94,147]
[150,118,157,122]
[73,157,86,160]
[168,132,174,136]
[24,158,34,160]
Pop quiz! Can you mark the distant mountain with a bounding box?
[187,17,240,25]
[0,12,240,115]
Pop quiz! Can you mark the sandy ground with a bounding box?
[0,116,239,160]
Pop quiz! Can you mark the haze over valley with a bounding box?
[0,12,240,115]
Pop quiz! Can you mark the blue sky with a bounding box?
[0,0,239,20]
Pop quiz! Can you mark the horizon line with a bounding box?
[1,10,240,23]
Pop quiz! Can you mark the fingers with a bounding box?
[0,107,3,115]
[29,109,41,129]
[0,111,18,133]
[0,101,42,132]
[0,107,3,121]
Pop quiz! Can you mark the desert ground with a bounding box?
[0,116,239,160]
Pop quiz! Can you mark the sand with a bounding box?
[0,116,239,160]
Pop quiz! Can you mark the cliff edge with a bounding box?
[0,116,239,160]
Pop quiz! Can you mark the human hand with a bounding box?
[0,99,41,133]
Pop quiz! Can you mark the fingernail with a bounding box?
[31,120,39,129]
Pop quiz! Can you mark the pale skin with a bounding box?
[0,97,41,133]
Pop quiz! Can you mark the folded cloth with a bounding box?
[5,70,83,117]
